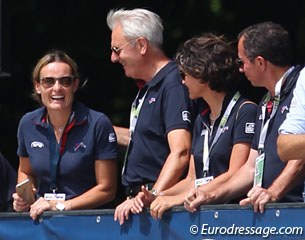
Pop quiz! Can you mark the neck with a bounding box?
[48,108,71,130]
[203,90,225,120]
[265,66,291,96]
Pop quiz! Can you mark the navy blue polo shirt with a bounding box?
[252,66,304,202]
[17,101,117,201]
[193,93,257,179]
[122,61,192,187]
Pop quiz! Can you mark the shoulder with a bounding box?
[19,107,44,125]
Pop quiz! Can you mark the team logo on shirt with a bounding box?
[182,111,191,123]
[108,133,116,143]
[74,142,86,151]
[245,122,255,134]
[281,105,289,114]
[31,141,44,148]
[149,97,156,104]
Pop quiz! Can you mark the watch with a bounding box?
[150,189,158,197]
[56,202,65,211]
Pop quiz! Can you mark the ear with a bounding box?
[256,56,266,68]
[73,78,80,93]
[35,82,41,94]
[137,37,148,54]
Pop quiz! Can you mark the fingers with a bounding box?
[132,193,145,213]
[114,199,133,225]
[150,197,171,220]
[243,187,270,213]
[12,193,30,212]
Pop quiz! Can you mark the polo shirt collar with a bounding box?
[32,101,88,128]
[146,61,176,88]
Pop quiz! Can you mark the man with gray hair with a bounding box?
[107,8,193,224]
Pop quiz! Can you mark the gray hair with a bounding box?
[106,8,163,48]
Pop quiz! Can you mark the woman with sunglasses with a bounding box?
[145,33,258,219]
[12,50,118,220]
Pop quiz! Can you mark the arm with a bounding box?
[132,129,191,210]
[113,126,130,146]
[184,148,257,212]
[277,134,305,161]
[13,156,36,212]
[64,159,117,210]
[197,142,251,192]
[149,155,196,219]
[29,159,117,220]
[240,158,305,213]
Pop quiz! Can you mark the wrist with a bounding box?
[55,202,66,211]
[149,189,159,197]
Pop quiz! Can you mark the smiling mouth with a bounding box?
[51,95,64,100]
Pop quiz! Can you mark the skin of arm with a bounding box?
[14,157,117,220]
[277,134,305,162]
[240,158,305,213]
[130,129,192,214]
[149,155,196,219]
[149,142,251,219]
[113,126,130,147]
[115,128,191,225]
[194,142,251,193]
[184,148,257,212]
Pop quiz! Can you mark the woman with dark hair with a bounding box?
[144,33,257,219]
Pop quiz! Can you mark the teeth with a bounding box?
[51,95,64,99]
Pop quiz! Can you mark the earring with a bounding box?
[37,91,41,94]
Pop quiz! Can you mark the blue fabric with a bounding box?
[122,61,193,186]
[17,101,117,202]
[192,93,257,179]
[252,65,304,202]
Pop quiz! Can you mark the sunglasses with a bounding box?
[40,76,75,88]
[111,39,136,55]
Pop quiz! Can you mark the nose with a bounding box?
[53,80,62,90]
[111,51,119,63]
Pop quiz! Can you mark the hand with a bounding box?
[150,195,178,220]
[239,186,275,213]
[114,198,134,225]
[12,192,30,212]
[131,186,156,214]
[184,187,216,212]
[29,197,52,220]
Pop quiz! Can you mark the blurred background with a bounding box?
[1,0,305,172]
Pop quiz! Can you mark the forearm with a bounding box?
[267,159,305,201]
[154,152,190,193]
[161,177,194,196]
[65,184,116,210]
[113,126,130,146]
[214,163,254,203]
[277,134,305,161]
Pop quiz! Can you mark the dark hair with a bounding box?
[238,21,293,66]
[176,32,240,93]
[32,50,79,103]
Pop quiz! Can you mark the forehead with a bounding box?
[111,24,127,43]
[237,37,246,57]
[40,62,71,76]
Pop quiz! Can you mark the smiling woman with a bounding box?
[12,50,118,220]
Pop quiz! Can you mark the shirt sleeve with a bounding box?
[279,68,305,134]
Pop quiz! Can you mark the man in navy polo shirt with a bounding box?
[184,22,305,213]
[107,8,192,225]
